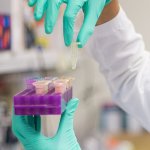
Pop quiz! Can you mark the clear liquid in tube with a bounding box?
[71,11,83,70]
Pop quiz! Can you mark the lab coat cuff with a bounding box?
[94,7,132,36]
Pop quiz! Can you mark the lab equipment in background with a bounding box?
[0,15,11,50]
[0,101,18,148]
[23,2,51,49]
[126,116,143,134]
[105,138,135,150]
[82,132,135,150]
[83,136,106,150]
[100,102,143,135]
[0,101,7,144]
[24,23,36,49]
[100,103,124,134]
[13,76,74,115]
[25,76,42,89]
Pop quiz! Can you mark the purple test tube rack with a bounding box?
[14,84,72,115]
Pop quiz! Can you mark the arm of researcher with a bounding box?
[87,0,150,131]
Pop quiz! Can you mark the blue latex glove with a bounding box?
[12,98,81,150]
[28,0,111,47]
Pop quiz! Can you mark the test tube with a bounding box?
[71,42,80,70]
[33,80,52,95]
[26,79,35,89]
[60,77,74,88]
[45,77,58,81]
[53,80,67,93]
[26,77,41,89]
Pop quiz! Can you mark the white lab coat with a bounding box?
[87,8,150,131]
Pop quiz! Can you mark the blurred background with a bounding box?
[0,0,150,150]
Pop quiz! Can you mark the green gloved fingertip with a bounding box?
[66,98,79,114]
[45,18,53,34]
[34,12,42,21]
[34,14,42,21]
[63,28,72,46]
[77,25,94,48]
[105,0,111,5]
[76,39,83,48]
[34,115,41,131]
[45,25,53,34]
[65,39,72,47]
[28,0,37,7]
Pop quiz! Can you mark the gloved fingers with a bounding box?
[13,126,40,147]
[65,98,79,117]
[13,129,27,143]
[77,0,106,48]
[26,116,35,128]
[63,0,85,46]
[34,115,41,132]
[12,111,39,140]
[34,0,47,20]
[45,0,63,34]
[26,115,41,131]
[12,114,30,133]
[12,115,38,145]
[105,0,111,5]
[12,111,29,143]
[57,98,79,132]
[28,0,37,7]
[12,107,25,133]
[12,111,28,140]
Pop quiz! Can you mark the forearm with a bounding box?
[97,0,120,25]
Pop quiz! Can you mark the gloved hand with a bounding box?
[12,98,81,150]
[28,0,111,47]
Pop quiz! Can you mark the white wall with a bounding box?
[0,0,10,14]
[120,0,150,50]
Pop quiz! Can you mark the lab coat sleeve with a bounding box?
[87,8,150,131]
